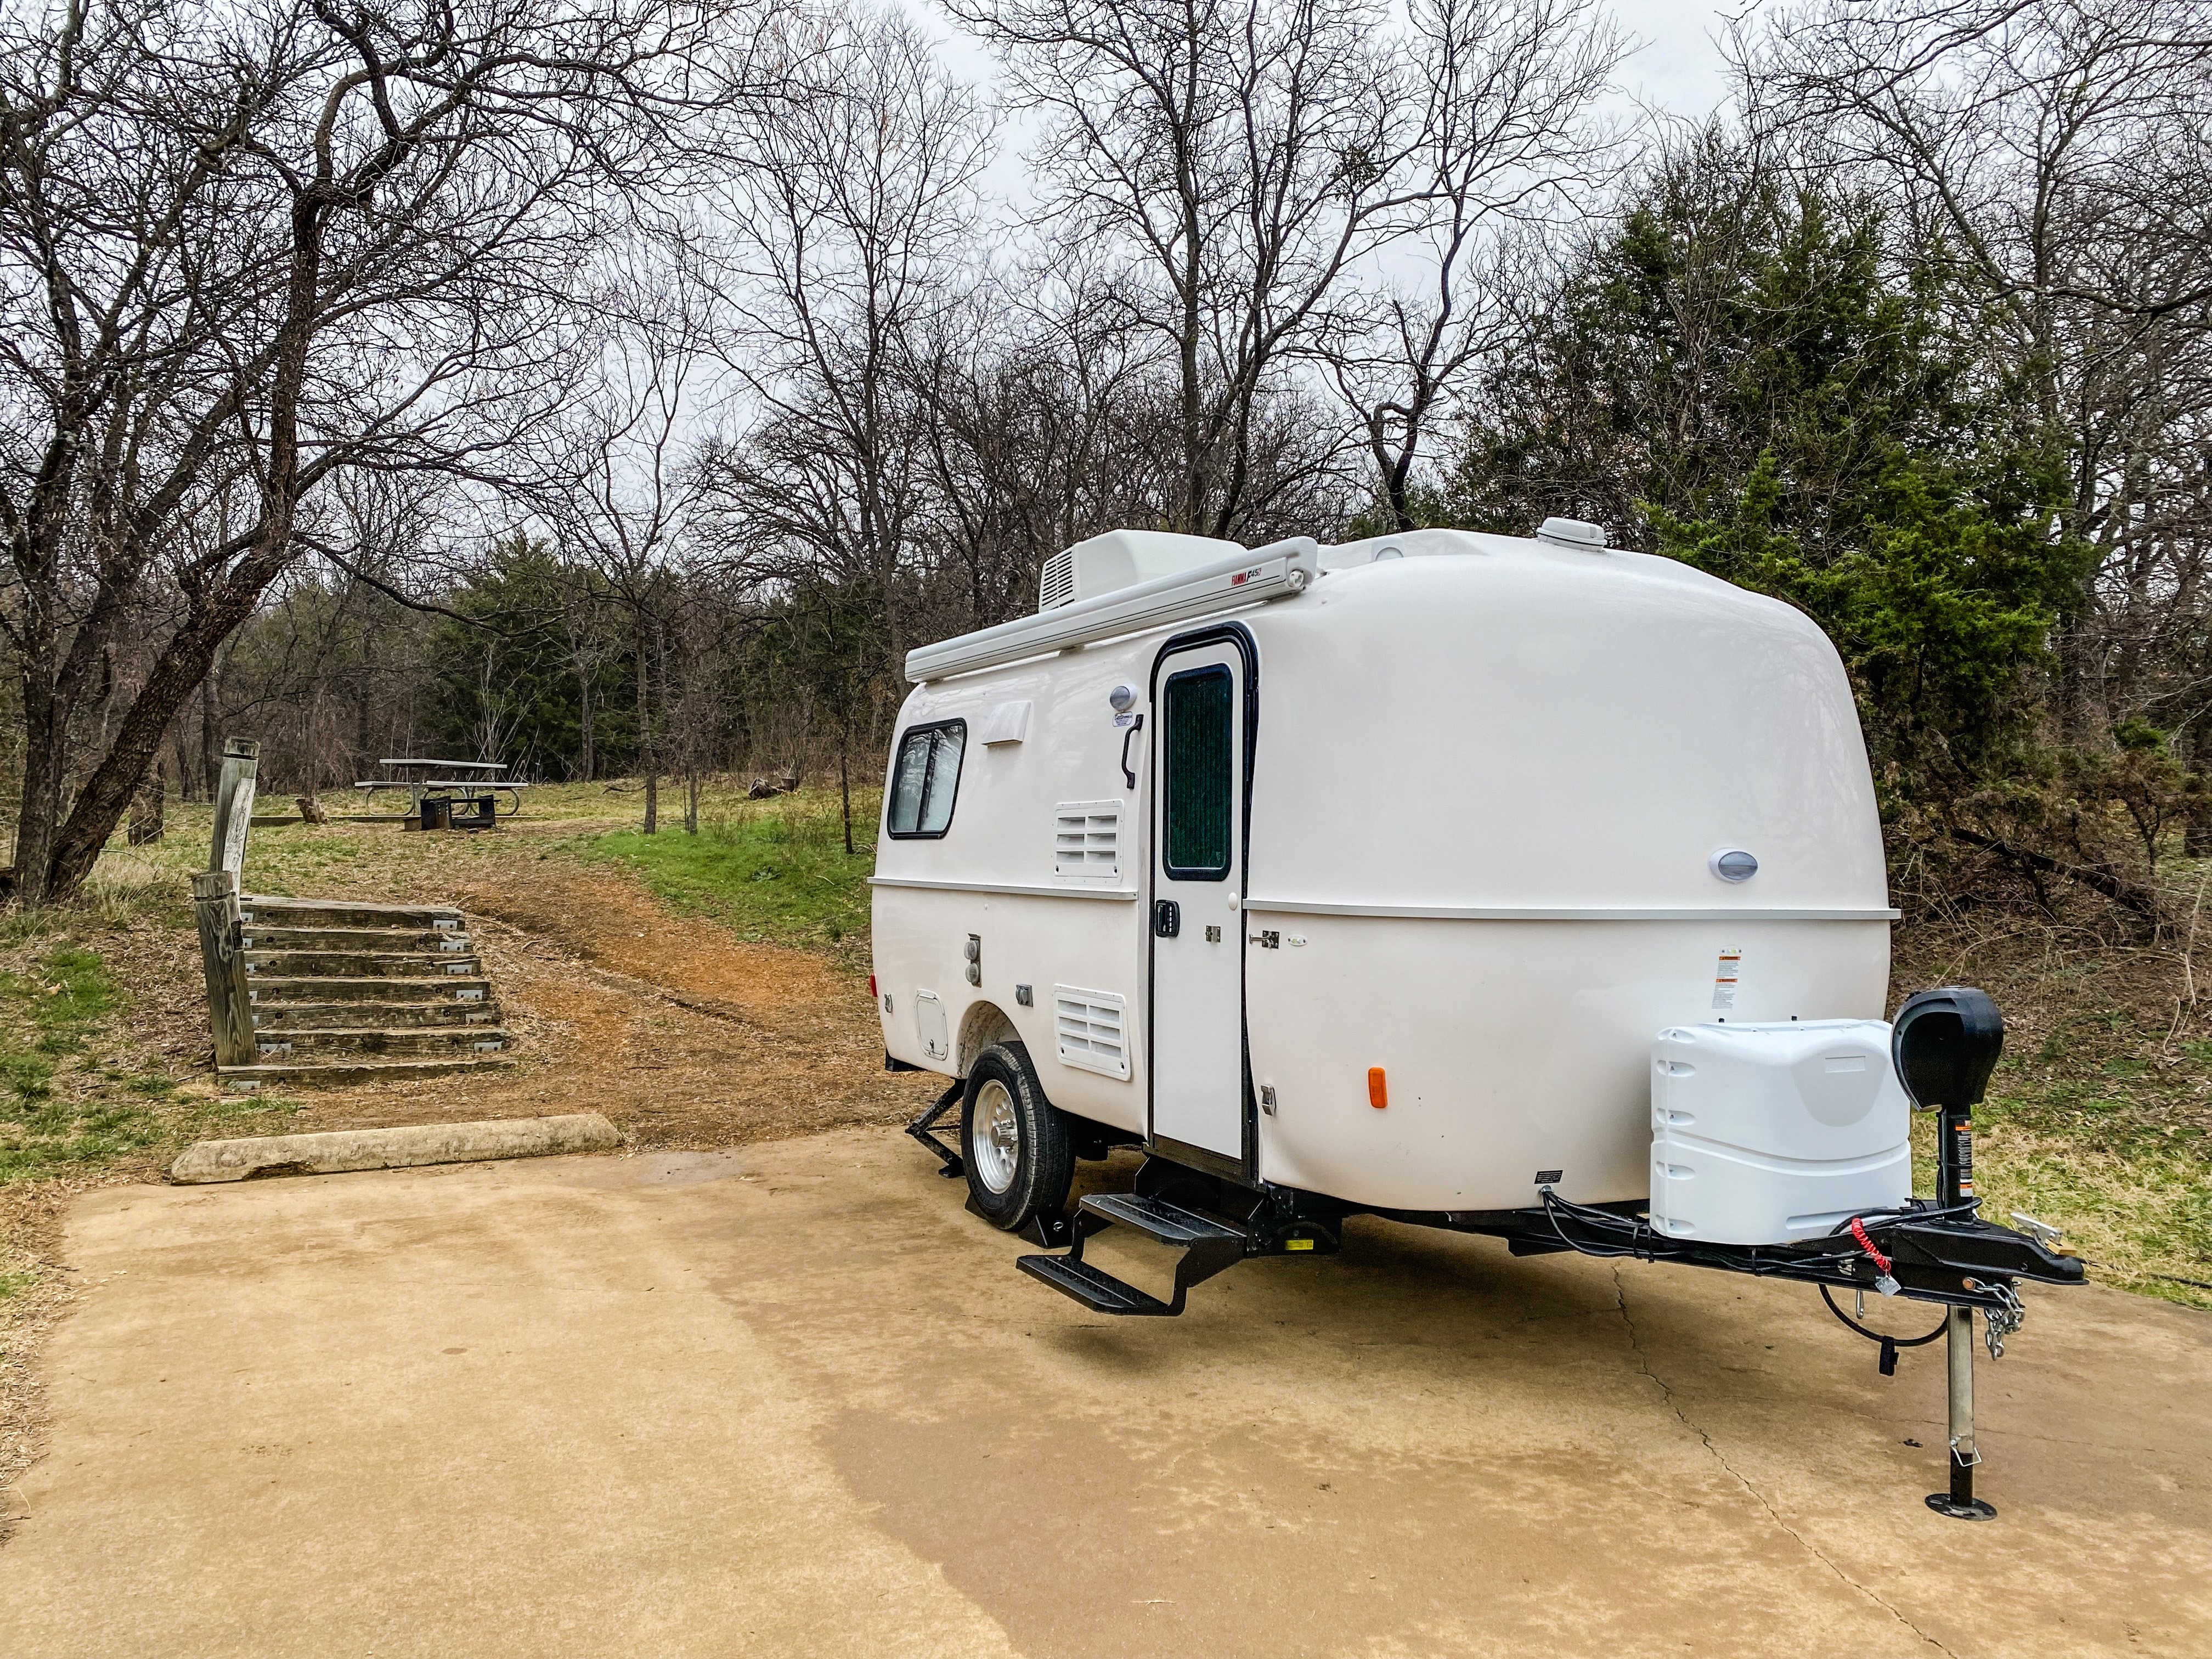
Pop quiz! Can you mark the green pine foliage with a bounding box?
[1425,131,2172,922]
[426,537,637,781]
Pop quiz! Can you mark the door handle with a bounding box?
[1153,899,1180,938]
[1119,714,1144,789]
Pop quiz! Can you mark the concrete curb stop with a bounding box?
[168,1113,623,1184]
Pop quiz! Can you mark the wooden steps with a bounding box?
[224,894,516,1088]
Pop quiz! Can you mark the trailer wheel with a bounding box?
[961,1042,1074,1232]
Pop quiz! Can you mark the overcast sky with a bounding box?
[928,1,1748,211]
[1612,1,1743,114]
[928,2,1745,112]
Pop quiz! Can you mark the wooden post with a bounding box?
[208,737,259,876]
[192,868,257,1071]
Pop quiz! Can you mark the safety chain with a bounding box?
[1982,1282,2027,1359]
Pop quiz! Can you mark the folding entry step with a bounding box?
[1015,1192,1251,1317]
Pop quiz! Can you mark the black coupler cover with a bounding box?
[1893,988,2005,1111]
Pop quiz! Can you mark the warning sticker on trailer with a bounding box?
[1712,949,1743,1011]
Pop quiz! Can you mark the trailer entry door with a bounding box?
[1149,635,1250,1170]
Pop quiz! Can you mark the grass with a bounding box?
[0,900,301,1187]
[0,940,165,1183]
[585,787,878,956]
[1900,926,2212,1308]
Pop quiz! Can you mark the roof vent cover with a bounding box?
[1536,516,1609,550]
[1036,528,1244,614]
[1038,551,1076,611]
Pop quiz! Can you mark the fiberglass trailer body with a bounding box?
[873,521,2084,1520]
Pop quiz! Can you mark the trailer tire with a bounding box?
[961,1042,1074,1232]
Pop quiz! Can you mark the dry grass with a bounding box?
[1896,918,2212,1308]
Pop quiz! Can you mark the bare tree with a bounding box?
[696,2,992,692]
[949,0,1444,537]
[540,255,718,833]
[1317,0,1622,529]
[0,0,758,902]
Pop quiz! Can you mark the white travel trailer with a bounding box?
[872,521,2082,1519]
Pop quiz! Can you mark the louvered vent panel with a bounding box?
[1053,802,1120,881]
[1054,987,1129,1079]
[1037,551,1076,611]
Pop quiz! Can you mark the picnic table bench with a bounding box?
[353,759,531,828]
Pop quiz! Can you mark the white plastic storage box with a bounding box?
[1649,1020,1910,1246]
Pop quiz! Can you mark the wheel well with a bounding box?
[957,1000,1022,1076]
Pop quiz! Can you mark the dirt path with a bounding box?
[221,857,943,1147]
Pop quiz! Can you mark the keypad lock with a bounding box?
[1153,900,1181,938]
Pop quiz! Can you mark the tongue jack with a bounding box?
[1894,988,2006,1521]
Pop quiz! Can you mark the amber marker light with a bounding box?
[1368,1067,1388,1109]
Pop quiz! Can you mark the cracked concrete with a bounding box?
[1612,1264,1956,1655]
[3,1127,2207,1658]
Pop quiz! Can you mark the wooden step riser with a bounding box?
[245,952,481,980]
[217,1056,517,1088]
[251,1002,505,1032]
[248,977,494,1007]
[250,1030,514,1060]
[239,899,464,930]
[239,927,475,954]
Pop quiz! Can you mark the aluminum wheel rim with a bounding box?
[971,1079,1020,1194]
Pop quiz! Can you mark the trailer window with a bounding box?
[887,720,966,838]
[1163,665,1234,877]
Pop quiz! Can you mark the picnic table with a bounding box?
[353,759,531,829]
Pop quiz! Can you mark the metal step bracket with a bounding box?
[1017,1193,1249,1317]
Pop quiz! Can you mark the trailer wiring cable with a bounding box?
[1817,1284,1948,1348]
[1535,1188,1869,1277]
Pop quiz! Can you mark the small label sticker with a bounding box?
[1113,711,1136,729]
[1712,949,1743,1011]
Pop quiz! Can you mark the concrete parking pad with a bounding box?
[2,1130,2205,1658]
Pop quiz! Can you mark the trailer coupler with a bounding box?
[1510,1190,2084,1307]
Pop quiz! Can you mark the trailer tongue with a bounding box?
[986,984,2085,1520]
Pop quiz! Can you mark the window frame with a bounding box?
[1159,663,1237,881]
[884,718,968,840]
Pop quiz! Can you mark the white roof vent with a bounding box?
[1535,516,1609,550]
[1038,552,1076,610]
[1036,528,1245,613]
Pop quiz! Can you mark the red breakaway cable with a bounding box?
[1849,1216,1891,1274]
